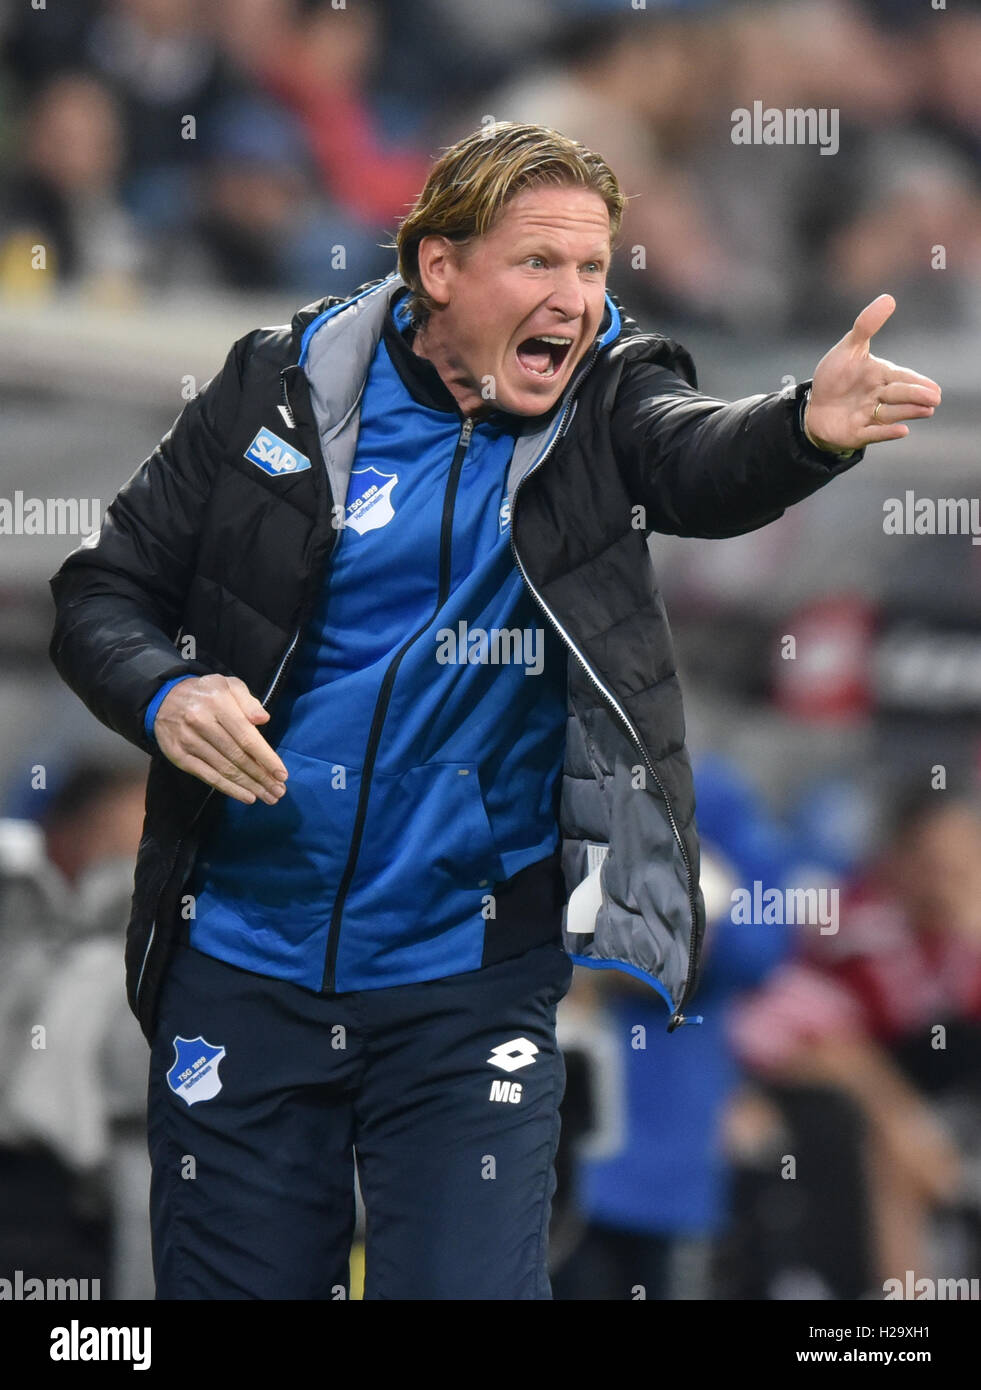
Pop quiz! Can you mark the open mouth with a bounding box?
[515,334,575,380]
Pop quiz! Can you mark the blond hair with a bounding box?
[393,122,625,326]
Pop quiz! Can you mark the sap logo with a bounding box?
[499,498,511,534]
[245,428,311,477]
[489,1079,523,1104]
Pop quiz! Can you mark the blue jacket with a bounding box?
[146,288,619,991]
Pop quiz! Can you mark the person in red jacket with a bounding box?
[729,789,981,1290]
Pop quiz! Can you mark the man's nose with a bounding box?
[545,268,587,320]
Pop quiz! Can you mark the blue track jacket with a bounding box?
[144,288,619,992]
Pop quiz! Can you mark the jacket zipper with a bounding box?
[320,414,475,993]
[135,367,330,1015]
[508,349,702,1031]
[278,371,296,430]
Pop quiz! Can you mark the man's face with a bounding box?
[417,184,613,417]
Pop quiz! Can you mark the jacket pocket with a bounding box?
[348,760,506,931]
[185,753,506,968]
[188,745,362,921]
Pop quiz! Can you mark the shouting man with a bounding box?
[48,122,940,1300]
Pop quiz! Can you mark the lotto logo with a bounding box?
[486,1037,539,1073]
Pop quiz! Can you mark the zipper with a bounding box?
[320,413,475,993]
[508,350,702,1031]
[278,370,296,430]
[136,365,331,1016]
[262,626,301,709]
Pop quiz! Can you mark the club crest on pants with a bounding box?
[166,1036,226,1105]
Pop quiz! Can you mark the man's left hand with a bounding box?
[804,293,941,452]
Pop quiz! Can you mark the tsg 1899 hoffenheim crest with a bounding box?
[166,1036,226,1106]
[345,467,398,535]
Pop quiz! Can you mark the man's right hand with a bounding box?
[153,674,288,805]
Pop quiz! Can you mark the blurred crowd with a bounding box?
[554,765,981,1300]
[1,0,980,332]
[1,0,980,1302]
[0,760,153,1298]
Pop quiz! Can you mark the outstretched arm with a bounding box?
[611,295,940,540]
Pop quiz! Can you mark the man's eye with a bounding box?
[581,262,602,274]
[525,256,546,268]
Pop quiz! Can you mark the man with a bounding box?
[48,122,940,1300]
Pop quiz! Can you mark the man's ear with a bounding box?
[416,235,462,309]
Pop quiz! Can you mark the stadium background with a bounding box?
[1,0,979,1301]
